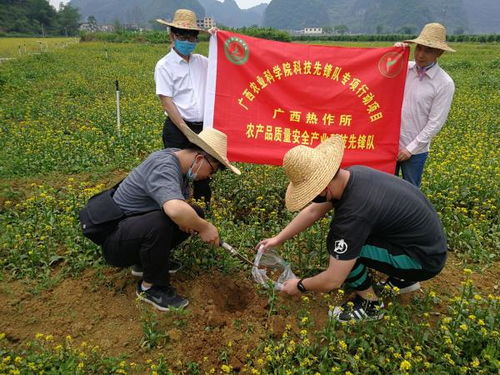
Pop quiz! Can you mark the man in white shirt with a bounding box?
[397,23,455,187]
[155,9,211,202]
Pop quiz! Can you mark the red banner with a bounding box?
[204,31,409,173]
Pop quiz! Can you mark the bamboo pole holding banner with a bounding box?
[115,80,121,136]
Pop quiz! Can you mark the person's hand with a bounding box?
[397,148,412,162]
[394,42,409,48]
[208,27,218,35]
[198,222,219,246]
[179,225,197,235]
[255,237,281,251]
[281,278,301,296]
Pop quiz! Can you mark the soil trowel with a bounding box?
[220,241,254,266]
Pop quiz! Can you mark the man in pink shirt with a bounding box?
[397,23,456,187]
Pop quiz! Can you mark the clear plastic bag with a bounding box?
[252,246,296,290]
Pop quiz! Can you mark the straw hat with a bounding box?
[404,23,456,52]
[284,135,344,211]
[178,123,240,175]
[156,9,206,32]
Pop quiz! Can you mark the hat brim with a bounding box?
[177,123,241,175]
[285,137,344,211]
[156,18,208,33]
[404,38,456,52]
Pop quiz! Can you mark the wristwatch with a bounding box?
[297,279,307,293]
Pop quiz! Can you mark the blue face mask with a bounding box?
[186,159,203,182]
[175,40,197,56]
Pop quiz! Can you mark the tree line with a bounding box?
[0,0,81,36]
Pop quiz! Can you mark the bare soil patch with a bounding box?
[0,254,498,371]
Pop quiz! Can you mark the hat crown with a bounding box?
[156,8,204,32]
[418,23,447,44]
[171,9,198,29]
[198,129,229,161]
[284,146,322,184]
[404,22,455,52]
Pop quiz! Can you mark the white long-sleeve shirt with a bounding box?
[399,61,455,154]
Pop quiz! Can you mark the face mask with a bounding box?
[186,159,204,182]
[174,40,197,56]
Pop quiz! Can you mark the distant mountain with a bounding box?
[69,0,206,26]
[263,0,499,34]
[69,0,499,33]
[463,0,500,34]
[69,0,266,28]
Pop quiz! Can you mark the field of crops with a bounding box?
[0,38,498,374]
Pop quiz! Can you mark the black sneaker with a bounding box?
[136,282,189,312]
[376,276,421,296]
[329,295,384,322]
[131,261,182,277]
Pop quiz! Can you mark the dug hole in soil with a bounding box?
[0,254,498,371]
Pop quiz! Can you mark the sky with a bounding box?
[49,0,271,10]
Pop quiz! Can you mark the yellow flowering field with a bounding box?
[0,37,79,58]
[0,40,498,374]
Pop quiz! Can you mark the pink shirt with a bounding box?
[400,61,455,154]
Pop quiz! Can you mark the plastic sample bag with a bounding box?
[252,246,296,290]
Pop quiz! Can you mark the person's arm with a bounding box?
[163,199,219,245]
[159,95,190,132]
[405,80,455,155]
[256,202,332,249]
[281,256,356,296]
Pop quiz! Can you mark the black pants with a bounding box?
[162,117,211,203]
[102,206,204,287]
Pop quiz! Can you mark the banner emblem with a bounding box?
[378,51,406,78]
[224,36,250,65]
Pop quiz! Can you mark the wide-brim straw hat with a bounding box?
[178,123,240,175]
[156,9,206,32]
[404,23,456,52]
[284,135,344,211]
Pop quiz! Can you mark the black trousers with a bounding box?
[162,117,211,203]
[102,206,204,287]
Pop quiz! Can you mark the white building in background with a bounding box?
[304,27,323,34]
[78,23,115,32]
[197,17,216,30]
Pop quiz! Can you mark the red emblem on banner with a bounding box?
[378,51,406,78]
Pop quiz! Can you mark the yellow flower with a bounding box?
[338,340,347,351]
[470,358,480,368]
[400,360,411,371]
[463,268,472,275]
[221,364,232,373]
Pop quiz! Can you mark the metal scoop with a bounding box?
[220,241,254,266]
